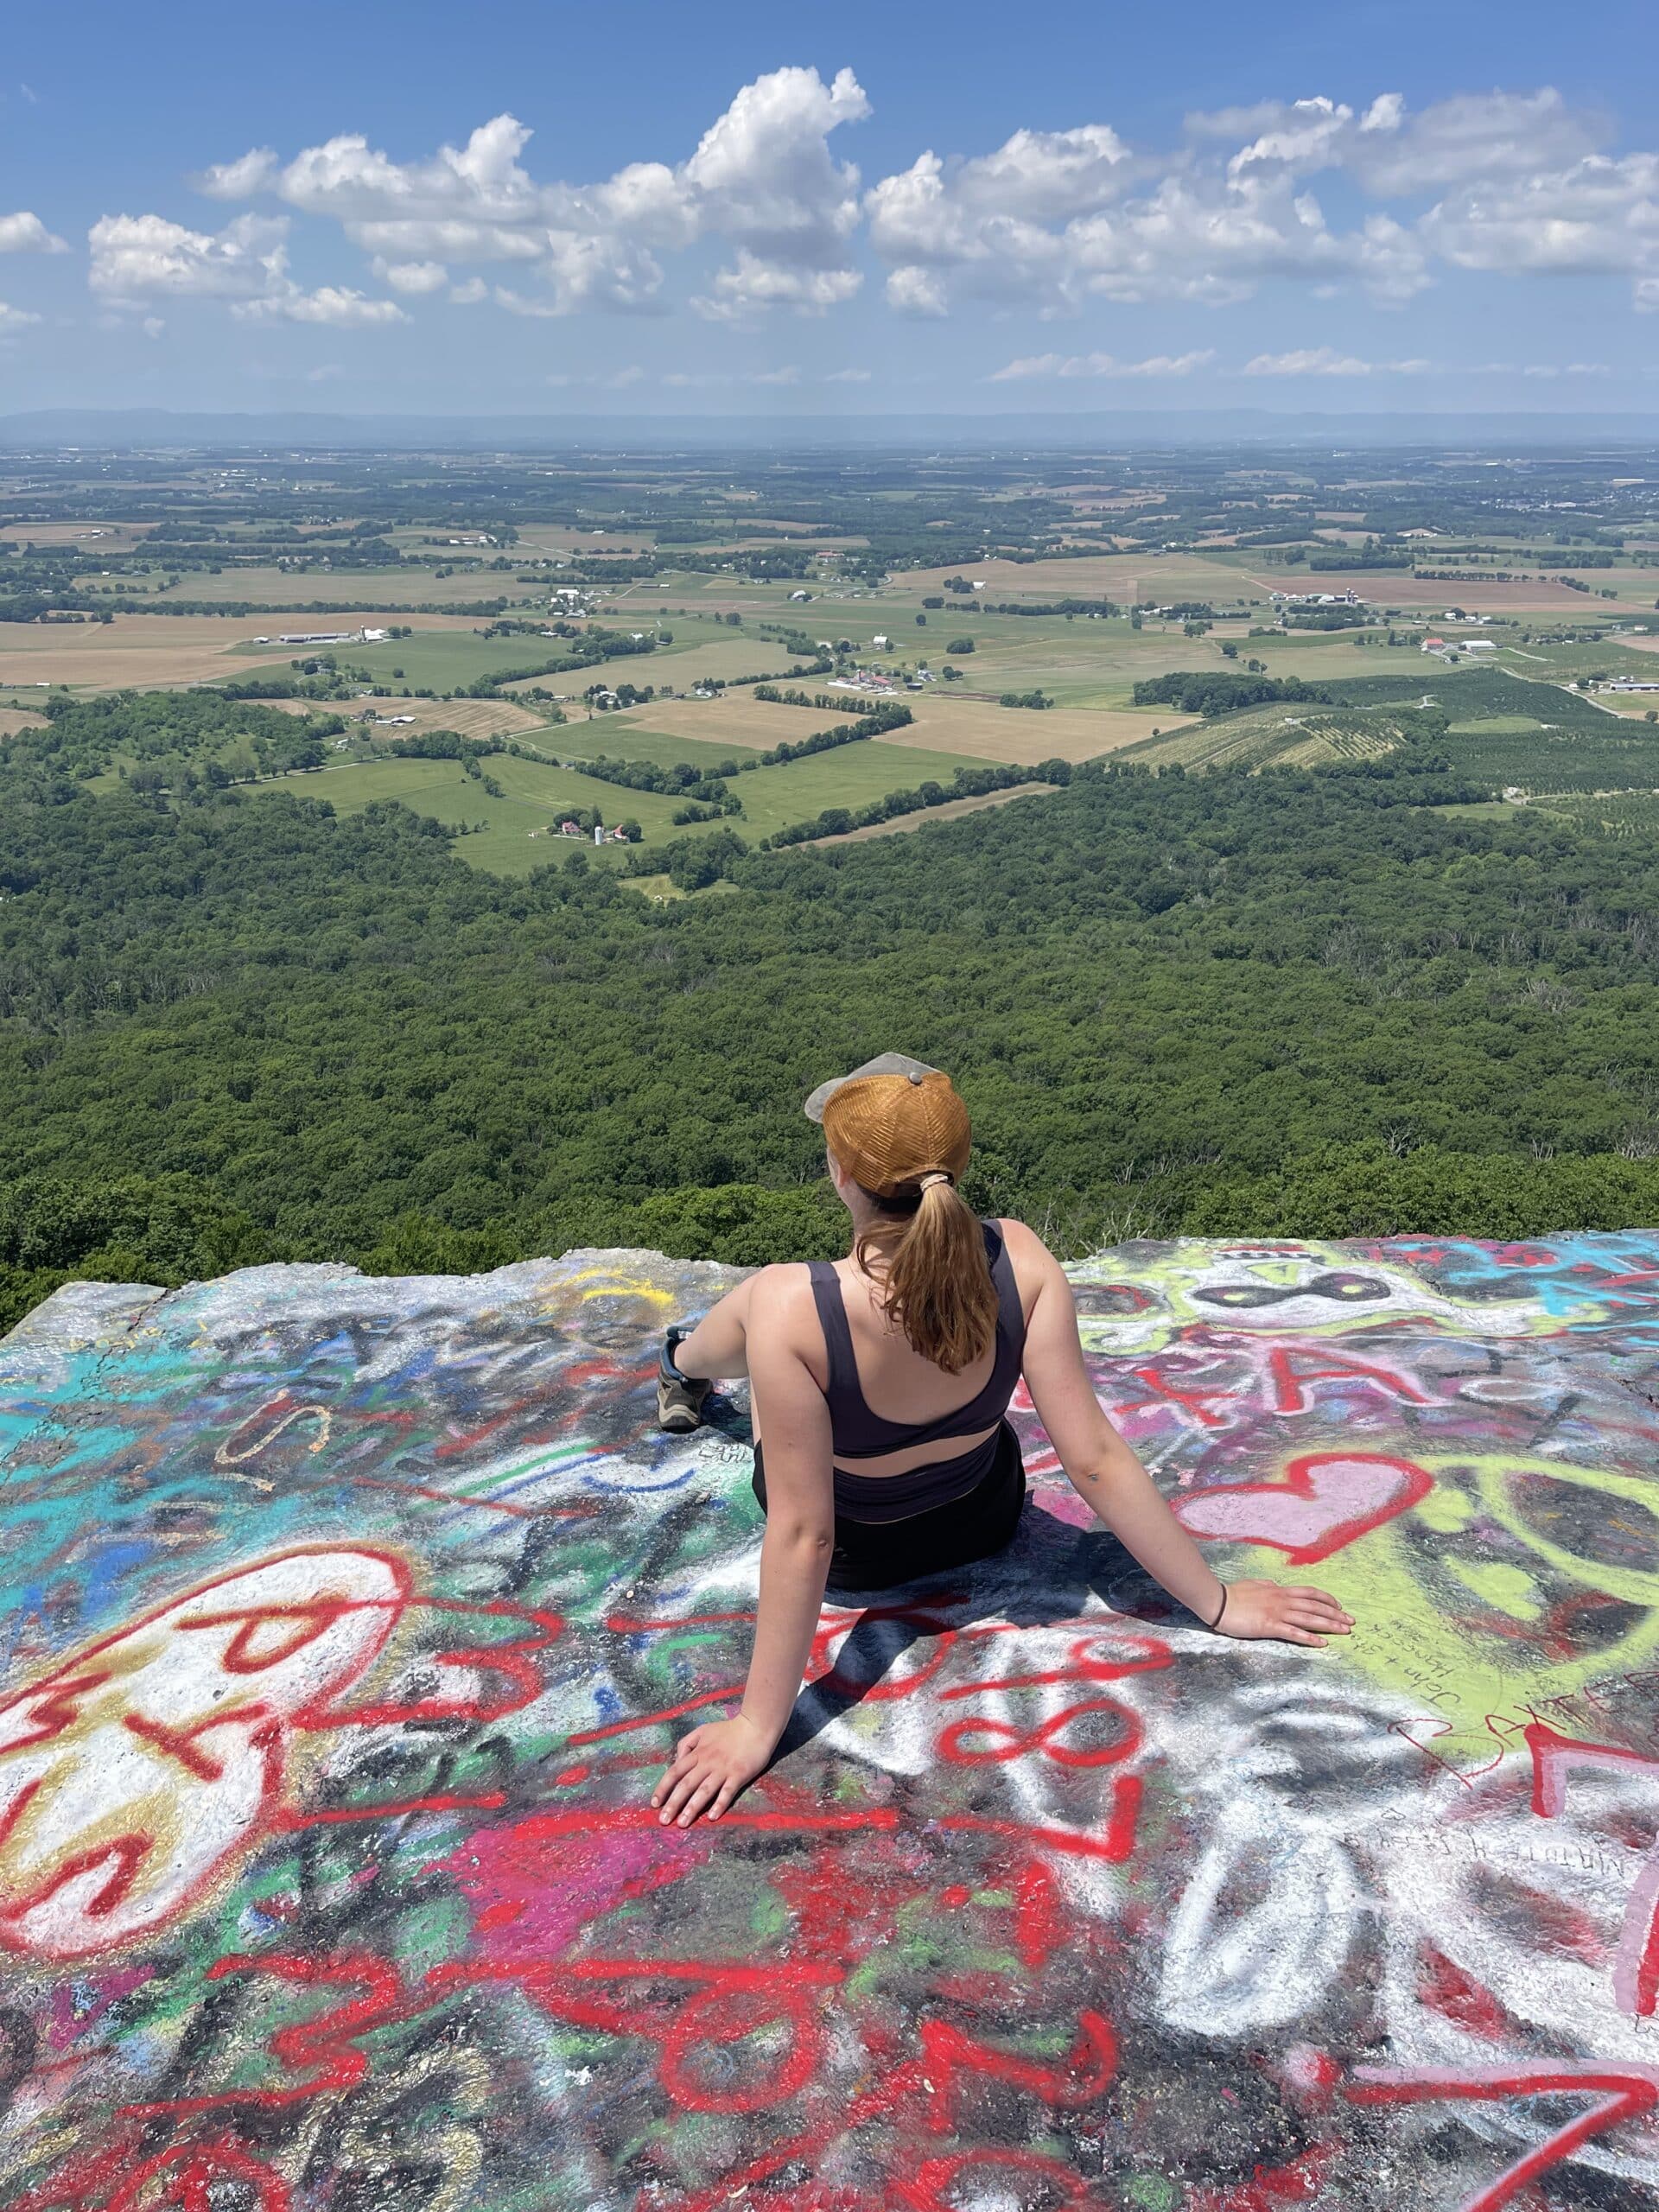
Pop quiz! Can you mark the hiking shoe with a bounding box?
[657,1370,712,1433]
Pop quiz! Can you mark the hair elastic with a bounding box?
[918,1170,954,1192]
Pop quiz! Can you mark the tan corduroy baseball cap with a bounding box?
[817,1065,972,1198]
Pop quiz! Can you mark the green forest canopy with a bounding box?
[5,693,1659,1322]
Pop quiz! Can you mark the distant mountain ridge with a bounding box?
[5,406,1659,450]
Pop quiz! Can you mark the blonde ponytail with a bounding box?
[856,1178,999,1374]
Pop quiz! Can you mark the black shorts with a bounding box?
[751,1420,1027,1594]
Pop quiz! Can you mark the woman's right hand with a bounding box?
[1211,1580,1354,1647]
[652,1713,776,1827]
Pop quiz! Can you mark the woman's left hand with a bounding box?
[652,1714,775,1827]
[1211,1579,1354,1647]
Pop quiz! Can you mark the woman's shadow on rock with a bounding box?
[773,1501,1192,1764]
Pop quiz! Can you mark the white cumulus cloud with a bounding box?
[0,210,67,254]
[100,73,1659,334]
[89,212,291,300]
[197,66,871,321]
[374,257,448,295]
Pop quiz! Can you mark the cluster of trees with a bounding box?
[999,690,1052,710]
[385,731,507,791]
[753,686,862,709]
[1131,671,1334,718]
[15,688,346,788]
[983,599,1120,619]
[575,754,737,801]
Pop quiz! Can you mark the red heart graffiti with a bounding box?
[1173,1451,1433,1565]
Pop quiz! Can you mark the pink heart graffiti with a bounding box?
[1173,1452,1433,1565]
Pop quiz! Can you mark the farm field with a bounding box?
[898,550,1245,602]
[641,636,806,687]
[887,695,1159,762]
[352,696,556,742]
[83,563,533,607]
[1240,569,1626,614]
[255,728,989,867]
[606,694,854,747]
[3,521,156,550]
[1481,638,1659,680]
[0,707,47,737]
[277,629,585,692]
[954,626,1400,704]
[0,611,477,692]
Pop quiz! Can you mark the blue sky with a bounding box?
[3,0,1657,416]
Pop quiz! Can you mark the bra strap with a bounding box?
[806,1260,865,1409]
[982,1219,1027,1357]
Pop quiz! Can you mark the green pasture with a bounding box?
[290,632,600,692]
[258,752,690,871]
[541,725,764,774]
[256,728,988,869]
[716,738,987,838]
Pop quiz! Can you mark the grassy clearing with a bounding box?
[722,739,988,839]
[553,725,763,773]
[806,783,1058,844]
[260,752,689,871]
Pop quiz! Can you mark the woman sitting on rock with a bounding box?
[652,1055,1351,1827]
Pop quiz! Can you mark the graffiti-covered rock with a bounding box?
[3,1236,1659,2209]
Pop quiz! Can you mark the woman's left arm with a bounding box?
[1014,1230,1353,1648]
[652,1324,836,1826]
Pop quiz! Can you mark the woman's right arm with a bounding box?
[652,1281,836,1825]
[1010,1226,1353,1648]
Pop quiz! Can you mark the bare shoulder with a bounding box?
[995,1217,1064,1278]
[738,1262,822,1351]
[993,1217,1067,1314]
[995,1217,1055,1263]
